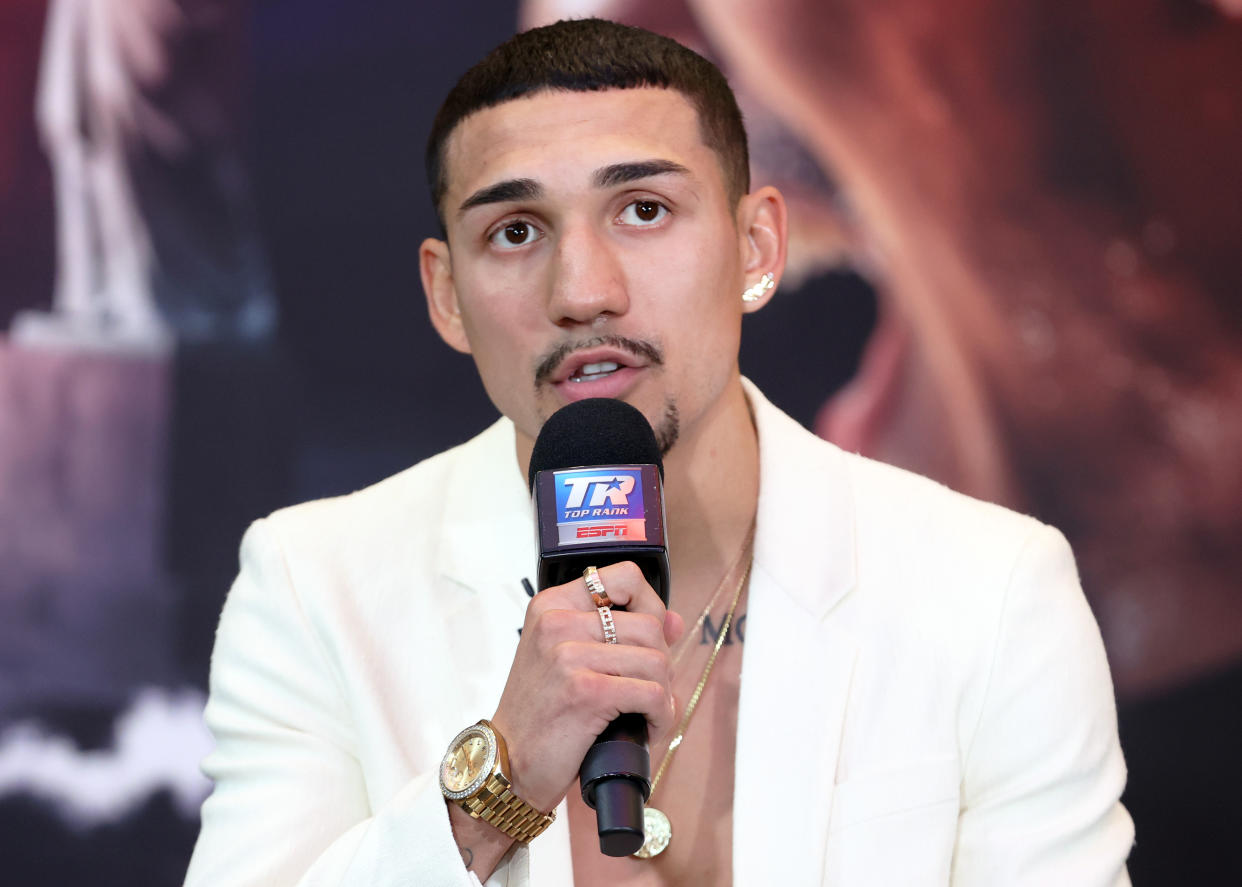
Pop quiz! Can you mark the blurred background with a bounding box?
[1,0,1239,883]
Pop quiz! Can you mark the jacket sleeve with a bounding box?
[184,518,523,887]
[951,523,1134,885]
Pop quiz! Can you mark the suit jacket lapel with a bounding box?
[436,417,539,613]
[734,382,860,885]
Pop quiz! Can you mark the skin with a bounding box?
[523,0,1242,699]
[419,86,787,882]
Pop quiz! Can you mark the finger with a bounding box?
[589,609,666,649]
[663,608,685,647]
[582,673,676,738]
[528,608,668,650]
[528,579,593,613]
[555,640,671,687]
[592,561,666,619]
[528,561,664,617]
[526,561,652,615]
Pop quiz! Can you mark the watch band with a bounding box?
[444,719,556,844]
[458,771,556,843]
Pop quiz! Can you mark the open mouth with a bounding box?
[541,339,659,404]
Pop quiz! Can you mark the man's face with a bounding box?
[423,87,758,454]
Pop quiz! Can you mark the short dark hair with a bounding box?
[426,18,750,229]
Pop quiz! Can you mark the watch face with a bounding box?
[440,724,497,799]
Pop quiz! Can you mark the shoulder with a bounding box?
[845,450,1048,570]
[748,377,1048,580]
[833,444,1099,733]
[842,447,1076,658]
[748,378,1074,636]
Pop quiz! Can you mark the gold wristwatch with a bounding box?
[439,719,555,843]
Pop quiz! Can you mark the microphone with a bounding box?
[528,398,670,857]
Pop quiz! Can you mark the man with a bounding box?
[186,19,1132,886]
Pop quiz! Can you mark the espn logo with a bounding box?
[557,517,647,545]
[576,524,630,539]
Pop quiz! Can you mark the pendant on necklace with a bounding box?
[633,806,672,858]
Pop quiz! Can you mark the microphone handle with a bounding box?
[579,712,650,856]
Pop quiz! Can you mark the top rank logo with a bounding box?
[564,474,634,508]
[554,469,644,521]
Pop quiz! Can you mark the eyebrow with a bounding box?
[459,178,542,215]
[593,159,690,188]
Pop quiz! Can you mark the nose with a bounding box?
[545,220,629,327]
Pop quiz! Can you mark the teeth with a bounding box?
[570,361,621,381]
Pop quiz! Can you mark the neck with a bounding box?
[659,379,760,603]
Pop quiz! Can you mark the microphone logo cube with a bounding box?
[553,468,647,545]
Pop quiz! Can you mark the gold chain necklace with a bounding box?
[634,546,752,859]
[670,523,756,670]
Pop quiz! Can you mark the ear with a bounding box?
[420,237,472,354]
[736,185,788,313]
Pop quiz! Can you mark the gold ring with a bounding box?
[583,565,613,609]
[584,566,617,643]
[597,605,618,644]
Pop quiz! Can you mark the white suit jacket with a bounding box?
[186,381,1133,886]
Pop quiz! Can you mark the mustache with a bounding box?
[533,335,664,384]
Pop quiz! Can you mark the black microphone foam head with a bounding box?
[528,398,663,491]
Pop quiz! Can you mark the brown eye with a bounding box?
[619,200,668,226]
[489,219,541,249]
[635,201,660,221]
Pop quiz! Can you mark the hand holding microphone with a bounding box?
[491,398,677,856]
[488,561,681,815]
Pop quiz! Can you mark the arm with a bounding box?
[185,519,485,886]
[186,520,681,886]
[952,524,1134,885]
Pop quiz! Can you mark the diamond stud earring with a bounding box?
[742,272,775,303]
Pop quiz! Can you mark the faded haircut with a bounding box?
[425,18,750,230]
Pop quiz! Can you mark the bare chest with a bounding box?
[567,636,745,886]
